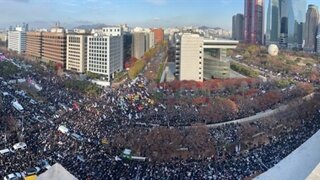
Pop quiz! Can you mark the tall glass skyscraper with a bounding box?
[244,0,264,44]
[304,5,319,52]
[266,0,280,45]
[281,0,306,49]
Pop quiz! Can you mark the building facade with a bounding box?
[132,32,146,59]
[42,27,67,66]
[177,33,204,81]
[147,31,155,49]
[8,28,26,53]
[266,0,280,45]
[244,0,264,44]
[280,0,306,49]
[317,25,320,53]
[66,34,88,73]
[232,13,244,41]
[26,32,42,60]
[304,5,319,52]
[0,32,7,42]
[152,28,164,44]
[175,33,238,82]
[87,27,123,82]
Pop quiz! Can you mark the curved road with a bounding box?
[196,93,315,128]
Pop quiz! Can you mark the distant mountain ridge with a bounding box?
[198,26,224,30]
[73,23,111,30]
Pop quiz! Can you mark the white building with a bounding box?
[176,33,204,81]
[147,31,155,49]
[87,27,123,82]
[8,26,27,53]
[175,33,238,81]
[66,33,89,73]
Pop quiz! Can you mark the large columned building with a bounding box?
[175,33,238,82]
[244,0,264,44]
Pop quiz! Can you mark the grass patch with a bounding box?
[230,62,259,78]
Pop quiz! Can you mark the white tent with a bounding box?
[38,163,77,180]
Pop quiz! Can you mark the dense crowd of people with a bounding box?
[1,58,320,179]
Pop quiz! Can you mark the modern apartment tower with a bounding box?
[66,33,89,73]
[266,0,280,45]
[42,26,67,66]
[87,27,123,82]
[232,13,244,41]
[244,0,264,44]
[304,5,319,52]
[26,31,43,60]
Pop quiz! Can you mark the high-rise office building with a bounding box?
[266,0,280,45]
[42,26,67,66]
[132,32,146,59]
[175,33,238,82]
[317,25,320,53]
[232,13,244,41]
[66,33,89,73]
[152,28,164,44]
[87,27,123,81]
[147,31,155,49]
[8,25,28,53]
[8,31,26,53]
[123,32,132,63]
[244,0,264,44]
[177,33,204,81]
[304,5,319,52]
[26,31,43,60]
[280,0,306,49]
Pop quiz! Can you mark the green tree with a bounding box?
[128,59,146,79]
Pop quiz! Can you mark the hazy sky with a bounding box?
[0,0,320,30]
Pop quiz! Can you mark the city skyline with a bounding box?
[0,0,319,30]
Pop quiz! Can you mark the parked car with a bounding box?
[12,142,27,150]
[24,167,41,176]
[37,159,52,171]
[3,172,23,180]
[0,148,15,156]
